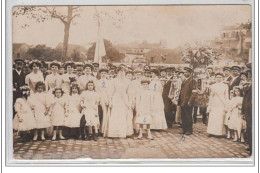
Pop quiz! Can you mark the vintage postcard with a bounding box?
[7,3,254,165]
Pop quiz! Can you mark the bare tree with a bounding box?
[13,6,81,61]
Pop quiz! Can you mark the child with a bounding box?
[224,90,234,139]
[135,79,153,140]
[48,88,67,140]
[13,85,36,142]
[30,81,52,141]
[228,87,245,142]
[63,82,82,139]
[80,81,100,141]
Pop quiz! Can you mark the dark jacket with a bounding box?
[229,76,241,91]
[162,80,174,112]
[13,69,26,90]
[179,77,197,106]
[242,84,252,123]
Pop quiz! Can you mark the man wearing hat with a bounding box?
[242,62,252,155]
[223,66,233,87]
[179,67,197,135]
[162,67,176,128]
[229,66,242,91]
[13,59,26,118]
[92,62,101,79]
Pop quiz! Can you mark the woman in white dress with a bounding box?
[25,60,44,93]
[125,71,135,136]
[81,81,100,141]
[62,61,77,95]
[63,83,82,139]
[95,68,112,137]
[207,73,229,136]
[13,85,36,142]
[45,61,63,96]
[107,67,130,138]
[30,81,51,141]
[149,69,168,130]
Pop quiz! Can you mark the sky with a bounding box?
[12,5,251,49]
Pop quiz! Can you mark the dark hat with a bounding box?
[83,63,94,71]
[223,66,231,71]
[50,60,61,69]
[14,59,25,65]
[166,67,175,72]
[150,69,160,76]
[240,72,248,78]
[183,67,193,73]
[231,66,241,71]
[178,71,184,75]
[246,63,252,69]
[215,72,224,77]
[64,61,76,69]
[160,68,166,72]
[126,71,134,75]
[92,62,99,68]
[99,68,108,73]
[141,78,150,84]
[29,60,42,69]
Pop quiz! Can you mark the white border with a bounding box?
[3,0,258,167]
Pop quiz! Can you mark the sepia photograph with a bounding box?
[10,4,253,162]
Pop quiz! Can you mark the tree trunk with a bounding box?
[62,6,73,62]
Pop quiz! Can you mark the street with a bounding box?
[13,120,251,160]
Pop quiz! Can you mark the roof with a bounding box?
[13,43,29,51]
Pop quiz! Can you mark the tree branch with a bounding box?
[68,13,80,23]
[45,7,67,24]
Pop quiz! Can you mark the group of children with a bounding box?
[13,76,157,142]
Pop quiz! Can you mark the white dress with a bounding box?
[45,73,62,95]
[50,96,66,126]
[77,74,97,92]
[228,97,244,131]
[207,82,229,136]
[131,79,142,131]
[96,78,112,135]
[135,88,152,125]
[61,73,77,94]
[29,92,52,129]
[81,90,100,127]
[25,71,44,93]
[108,78,129,138]
[13,98,36,131]
[149,78,167,130]
[64,94,82,128]
[126,80,135,136]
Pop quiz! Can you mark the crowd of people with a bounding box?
[12,59,253,154]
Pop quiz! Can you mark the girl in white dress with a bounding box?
[224,90,234,139]
[25,60,44,93]
[64,83,82,139]
[228,87,245,142]
[81,81,100,141]
[107,67,129,138]
[207,73,229,136]
[150,69,168,130]
[135,79,153,140]
[62,61,77,95]
[30,81,52,141]
[13,85,36,142]
[45,61,63,96]
[48,88,66,140]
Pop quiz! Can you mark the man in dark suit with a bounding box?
[242,63,252,155]
[229,66,241,91]
[92,62,101,79]
[162,67,176,128]
[13,59,26,118]
[179,67,197,135]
